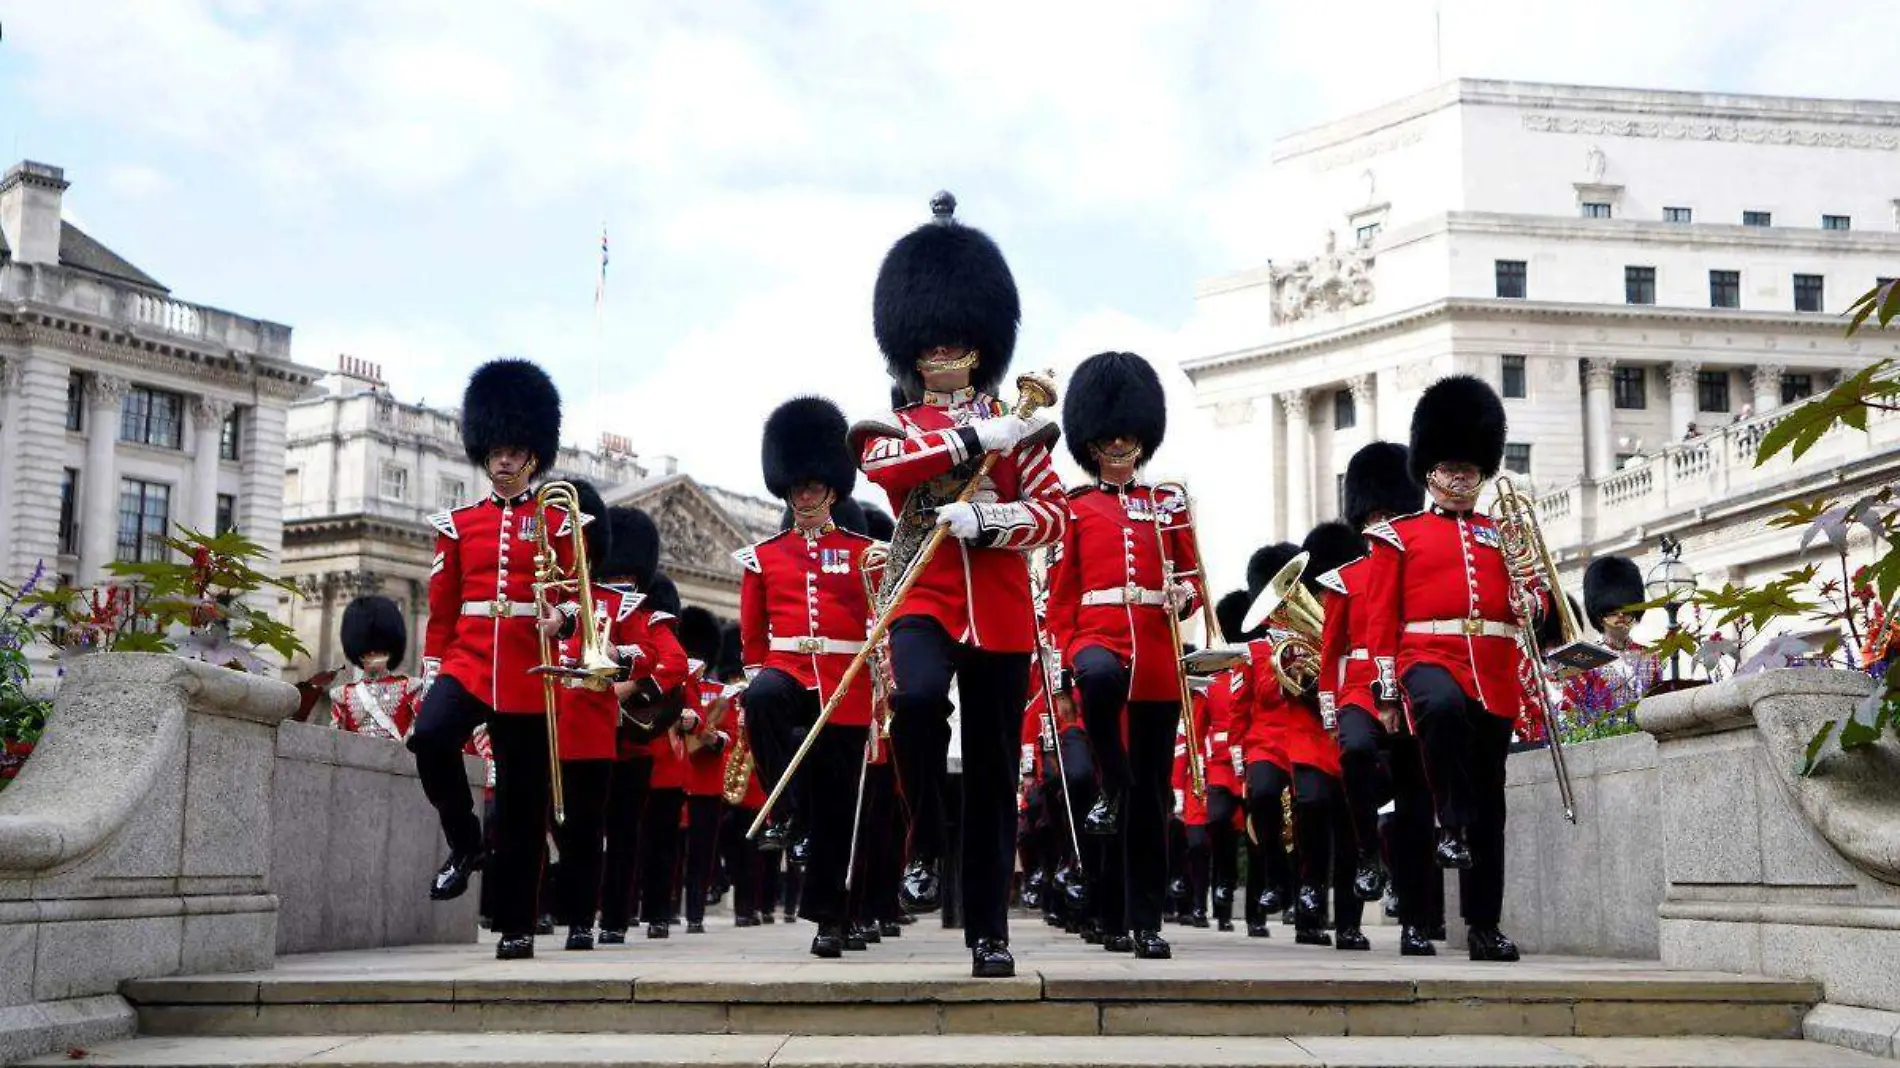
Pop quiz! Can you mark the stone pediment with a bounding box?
[614,475,753,580]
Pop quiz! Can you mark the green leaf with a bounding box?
[1799,719,1837,777]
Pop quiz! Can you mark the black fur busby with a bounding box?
[1215,590,1252,645]
[1301,521,1366,590]
[861,503,895,542]
[1585,555,1648,631]
[1062,351,1167,476]
[566,479,611,575]
[340,595,406,670]
[1246,541,1303,598]
[1409,374,1507,484]
[460,358,562,473]
[646,573,681,618]
[600,506,661,589]
[762,396,857,501]
[891,382,915,410]
[677,605,721,665]
[873,192,1020,396]
[715,622,743,682]
[1344,442,1423,529]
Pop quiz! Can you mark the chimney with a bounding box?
[0,161,69,266]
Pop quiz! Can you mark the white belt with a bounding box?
[769,635,866,656]
[461,599,537,618]
[1345,649,1369,661]
[1405,618,1520,640]
[1081,585,1167,607]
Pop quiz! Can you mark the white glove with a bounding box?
[936,501,983,540]
[1230,746,1245,777]
[1167,582,1196,613]
[972,414,1032,453]
[679,709,702,732]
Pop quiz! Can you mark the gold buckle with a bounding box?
[795,636,825,654]
[490,599,510,618]
[1125,584,1142,604]
[1462,618,1485,636]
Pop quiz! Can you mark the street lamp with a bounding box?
[1645,534,1698,681]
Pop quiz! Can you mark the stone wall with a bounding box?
[1499,731,1664,959]
[272,721,479,954]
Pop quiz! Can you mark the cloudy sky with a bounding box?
[4,0,1896,518]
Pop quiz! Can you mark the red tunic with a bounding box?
[736,524,876,728]
[422,491,575,715]
[683,678,736,798]
[1171,715,1208,825]
[1044,483,1203,703]
[608,589,690,762]
[1230,639,1292,771]
[1201,667,1242,793]
[327,673,423,741]
[859,389,1067,653]
[1360,508,1539,723]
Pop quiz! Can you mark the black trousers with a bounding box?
[1244,759,1294,909]
[741,668,869,926]
[1073,644,1179,933]
[408,674,490,856]
[1182,822,1210,917]
[720,805,763,919]
[683,795,724,924]
[741,669,816,833]
[599,755,651,931]
[639,786,684,924]
[1337,705,1440,927]
[887,616,1030,946]
[485,715,552,935]
[851,760,903,925]
[1204,785,1241,921]
[552,759,612,929]
[1292,765,1365,932]
[1403,664,1514,926]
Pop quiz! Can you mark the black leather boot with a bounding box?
[899,859,941,914]
[843,925,868,951]
[1352,851,1388,901]
[1132,930,1171,959]
[811,924,845,958]
[1399,925,1437,956]
[1102,931,1134,953]
[495,933,534,960]
[972,938,1015,978]
[646,921,669,939]
[430,848,487,901]
[879,919,902,938]
[685,921,706,934]
[1334,927,1370,951]
[597,928,626,945]
[1246,921,1270,937]
[1467,926,1520,963]
[1083,795,1121,836]
[564,926,594,951]
[1257,886,1286,915]
[858,922,882,944]
[1435,828,1473,869]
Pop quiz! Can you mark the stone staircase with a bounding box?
[28,923,1890,1067]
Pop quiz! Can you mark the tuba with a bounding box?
[1240,551,1327,696]
[1493,474,1614,825]
[526,480,618,824]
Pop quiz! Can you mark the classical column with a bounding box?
[1347,374,1377,440]
[78,374,130,579]
[191,396,235,533]
[0,358,18,562]
[1750,363,1784,416]
[1279,389,1311,536]
[1666,361,1700,443]
[1584,358,1615,478]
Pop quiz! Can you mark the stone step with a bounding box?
[27,1033,1893,1067]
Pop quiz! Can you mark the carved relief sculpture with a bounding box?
[1268,229,1376,325]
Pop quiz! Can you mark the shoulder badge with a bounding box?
[1365,520,1404,550]
[1316,567,1349,596]
[733,544,762,574]
[648,610,677,629]
[614,589,645,621]
[427,510,459,540]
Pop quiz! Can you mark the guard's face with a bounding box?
[1427,462,1483,506]
[359,652,390,673]
[789,481,836,523]
[1089,436,1144,472]
[486,447,535,492]
[1600,610,1635,637]
[917,345,977,390]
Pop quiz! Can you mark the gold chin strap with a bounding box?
[1427,468,1480,507]
[1090,442,1144,468]
[917,350,979,375]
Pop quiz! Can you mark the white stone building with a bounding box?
[280,362,779,678]
[1183,80,1900,620]
[0,160,318,600]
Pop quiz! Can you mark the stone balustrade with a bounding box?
[0,260,292,361]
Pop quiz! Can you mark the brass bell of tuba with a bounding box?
[1239,550,1327,696]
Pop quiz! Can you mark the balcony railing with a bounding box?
[1535,397,1899,554]
[0,259,292,359]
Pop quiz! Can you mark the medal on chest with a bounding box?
[821,548,851,575]
[1470,524,1500,549]
[518,515,542,540]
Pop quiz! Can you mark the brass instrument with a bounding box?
[1151,480,1211,800]
[1240,551,1327,696]
[1027,570,1086,872]
[722,695,756,806]
[845,541,892,889]
[749,370,1060,840]
[527,480,617,824]
[1494,474,1614,825]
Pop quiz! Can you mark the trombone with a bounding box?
[527,480,619,824]
[1151,481,1212,800]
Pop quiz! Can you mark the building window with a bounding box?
[1822,214,1851,231]
[1495,260,1527,299]
[116,479,171,563]
[1613,366,1647,410]
[1697,370,1730,413]
[1503,443,1532,475]
[1664,206,1692,223]
[285,468,301,505]
[1781,374,1814,405]
[1625,266,1656,306]
[119,386,183,449]
[1354,222,1382,247]
[1743,211,1772,227]
[1581,202,1612,219]
[1335,473,1347,519]
[219,408,241,461]
[1333,389,1356,430]
[379,463,409,502]
[437,476,467,508]
[1709,270,1741,309]
[58,468,79,555]
[1794,274,1825,313]
[215,493,238,536]
[66,373,84,432]
[1501,355,1527,399]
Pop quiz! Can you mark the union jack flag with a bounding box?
[594,225,609,307]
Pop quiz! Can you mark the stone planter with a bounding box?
[1637,668,1900,1056]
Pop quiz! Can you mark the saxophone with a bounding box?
[722,697,755,806]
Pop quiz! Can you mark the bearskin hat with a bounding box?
[600,506,661,589]
[646,573,681,618]
[873,192,1020,397]
[1246,541,1303,598]
[340,595,406,670]
[762,396,857,501]
[677,605,722,665]
[566,479,612,575]
[1300,521,1366,590]
[1215,590,1253,644]
[891,382,915,410]
[460,358,562,473]
[1344,441,1423,530]
[861,503,895,542]
[1062,351,1167,476]
[1585,555,1648,631]
[715,622,743,682]
[1409,374,1507,484]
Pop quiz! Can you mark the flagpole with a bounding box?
[593,223,608,460]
